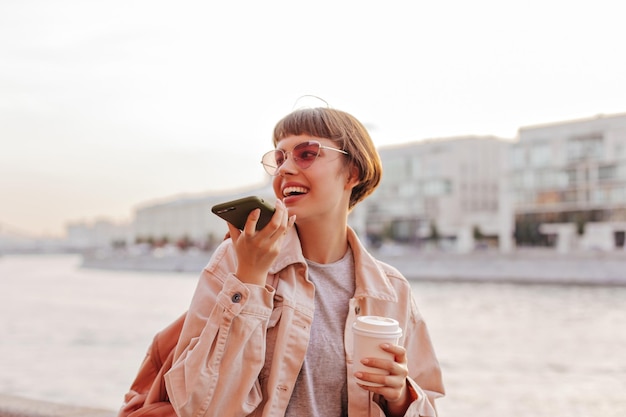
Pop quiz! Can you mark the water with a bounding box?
[0,254,198,411]
[1,254,625,416]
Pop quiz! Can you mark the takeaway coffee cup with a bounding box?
[352,316,403,386]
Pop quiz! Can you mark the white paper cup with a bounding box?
[352,316,402,386]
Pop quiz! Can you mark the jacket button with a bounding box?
[232,292,242,303]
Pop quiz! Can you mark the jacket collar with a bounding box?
[269,226,398,303]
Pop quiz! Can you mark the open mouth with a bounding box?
[282,186,309,197]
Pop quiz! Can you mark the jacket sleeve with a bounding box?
[401,296,445,417]
[164,244,275,417]
[367,259,445,417]
[371,317,444,417]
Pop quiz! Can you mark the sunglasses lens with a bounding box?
[292,142,321,168]
[262,150,283,174]
[261,141,323,175]
[272,150,286,168]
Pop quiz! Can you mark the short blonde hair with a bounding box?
[272,107,382,209]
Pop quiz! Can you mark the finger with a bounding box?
[243,208,261,235]
[358,380,407,405]
[226,222,241,242]
[360,357,395,375]
[287,214,296,228]
[355,371,390,387]
[268,200,288,237]
[278,214,297,237]
[361,356,407,379]
[275,199,288,226]
[380,343,407,362]
[355,372,406,402]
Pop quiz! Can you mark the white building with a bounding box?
[132,183,275,248]
[66,219,132,250]
[509,112,626,250]
[353,135,513,250]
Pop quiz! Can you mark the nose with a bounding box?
[275,151,298,175]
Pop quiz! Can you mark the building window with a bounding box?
[522,171,534,189]
[398,183,417,198]
[383,158,409,183]
[542,170,568,188]
[535,170,552,189]
[566,133,604,161]
[565,167,578,186]
[598,164,617,181]
[515,191,535,205]
[592,188,608,204]
[511,172,524,189]
[611,186,626,203]
[423,179,452,196]
[529,142,551,167]
[563,190,578,203]
[511,145,525,168]
[410,156,421,179]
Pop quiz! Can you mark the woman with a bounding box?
[164,107,444,416]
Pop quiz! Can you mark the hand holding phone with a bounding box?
[211,196,276,231]
[212,196,295,286]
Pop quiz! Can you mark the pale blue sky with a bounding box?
[1,0,625,236]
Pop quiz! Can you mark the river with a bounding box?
[0,254,624,416]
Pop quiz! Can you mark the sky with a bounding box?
[1,0,625,237]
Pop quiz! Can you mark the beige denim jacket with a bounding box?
[164,227,444,417]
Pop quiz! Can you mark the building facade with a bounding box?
[66,219,131,250]
[132,183,275,248]
[352,136,512,249]
[509,113,626,249]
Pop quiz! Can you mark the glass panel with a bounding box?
[598,164,616,181]
[529,143,551,167]
[566,133,604,161]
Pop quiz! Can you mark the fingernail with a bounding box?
[355,372,363,378]
[361,358,370,365]
[381,343,390,349]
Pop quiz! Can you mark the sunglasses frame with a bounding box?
[261,140,348,176]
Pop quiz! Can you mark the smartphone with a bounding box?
[211,196,276,231]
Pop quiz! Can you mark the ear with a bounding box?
[345,164,360,190]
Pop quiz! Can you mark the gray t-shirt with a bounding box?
[285,248,356,417]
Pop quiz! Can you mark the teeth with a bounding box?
[283,186,308,197]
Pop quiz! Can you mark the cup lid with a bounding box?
[353,315,400,334]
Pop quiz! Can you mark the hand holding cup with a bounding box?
[352,316,402,387]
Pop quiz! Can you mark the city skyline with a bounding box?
[2,0,625,237]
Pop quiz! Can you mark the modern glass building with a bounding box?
[509,112,626,248]
[352,135,512,249]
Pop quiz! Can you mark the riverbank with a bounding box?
[81,247,626,286]
[374,247,626,286]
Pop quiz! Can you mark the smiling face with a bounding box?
[272,135,357,226]
[271,107,383,210]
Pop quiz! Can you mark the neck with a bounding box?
[296,219,350,264]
